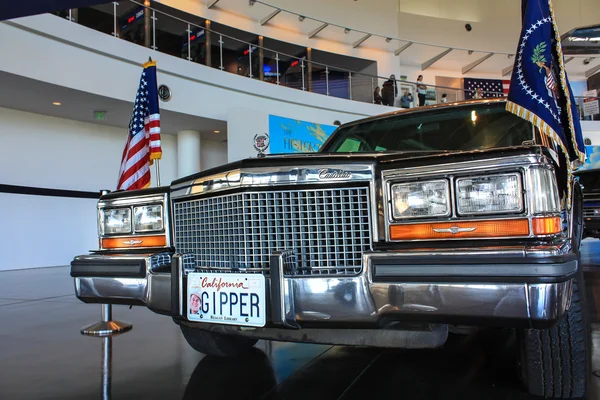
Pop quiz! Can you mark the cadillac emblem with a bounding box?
[318,169,353,180]
[432,227,476,234]
[123,239,143,245]
[253,133,270,155]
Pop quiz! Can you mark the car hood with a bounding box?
[171,145,548,187]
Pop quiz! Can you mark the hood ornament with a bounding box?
[433,227,476,234]
[253,133,270,157]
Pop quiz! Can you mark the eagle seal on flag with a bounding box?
[531,42,560,106]
[505,0,586,206]
[505,0,585,166]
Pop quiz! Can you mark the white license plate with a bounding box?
[187,272,266,327]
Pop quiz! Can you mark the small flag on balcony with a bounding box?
[117,59,161,191]
[505,0,585,168]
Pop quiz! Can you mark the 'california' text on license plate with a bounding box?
[187,272,266,327]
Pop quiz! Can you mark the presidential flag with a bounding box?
[117,59,162,191]
[506,0,585,168]
[464,78,508,99]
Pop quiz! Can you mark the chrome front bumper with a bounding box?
[72,246,576,329]
[71,253,172,315]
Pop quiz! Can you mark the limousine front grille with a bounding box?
[173,187,371,276]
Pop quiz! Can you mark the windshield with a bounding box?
[322,104,533,153]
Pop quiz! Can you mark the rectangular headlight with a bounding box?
[456,173,523,215]
[101,208,132,235]
[391,180,450,219]
[133,205,164,232]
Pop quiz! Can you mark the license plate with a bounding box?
[187,272,266,327]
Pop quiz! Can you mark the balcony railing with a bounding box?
[51,1,597,121]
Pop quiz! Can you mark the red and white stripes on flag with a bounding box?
[117,60,161,191]
[148,114,161,161]
[503,80,511,95]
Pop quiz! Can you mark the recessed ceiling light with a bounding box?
[52,102,61,106]
[214,130,220,133]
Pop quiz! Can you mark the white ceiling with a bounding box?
[201,0,599,78]
[0,71,227,141]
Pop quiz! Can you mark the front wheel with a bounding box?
[518,279,590,398]
[180,325,258,357]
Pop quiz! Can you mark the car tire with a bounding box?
[518,277,590,398]
[180,325,258,357]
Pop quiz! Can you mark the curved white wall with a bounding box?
[0,14,393,127]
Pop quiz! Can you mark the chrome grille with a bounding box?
[584,208,599,218]
[173,187,371,275]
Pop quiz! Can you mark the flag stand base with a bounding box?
[81,304,133,337]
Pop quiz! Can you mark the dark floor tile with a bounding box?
[0,265,71,300]
[267,346,382,400]
[339,330,527,400]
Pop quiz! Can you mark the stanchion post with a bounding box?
[80,190,133,337]
[102,336,112,400]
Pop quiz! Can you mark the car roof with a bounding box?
[340,98,508,129]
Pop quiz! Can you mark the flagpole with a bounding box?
[155,160,161,187]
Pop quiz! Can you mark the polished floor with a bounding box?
[2,241,600,399]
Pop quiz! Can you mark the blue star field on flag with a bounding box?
[506,0,585,166]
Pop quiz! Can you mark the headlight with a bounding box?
[134,205,164,232]
[391,180,450,219]
[456,173,523,215]
[101,208,132,235]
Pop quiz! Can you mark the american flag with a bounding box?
[464,78,510,99]
[117,60,161,190]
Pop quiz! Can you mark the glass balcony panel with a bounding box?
[77,3,119,37]
[185,25,208,65]
[153,12,190,59]
[308,61,327,95]
[281,57,306,91]
[327,66,350,100]
[235,43,259,80]
[350,72,374,104]
[261,49,280,84]
[51,9,71,20]
[118,3,147,45]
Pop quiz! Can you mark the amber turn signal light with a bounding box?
[532,216,562,235]
[389,219,530,240]
[102,235,166,249]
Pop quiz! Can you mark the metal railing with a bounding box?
[52,1,597,120]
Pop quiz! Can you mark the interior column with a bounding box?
[177,130,201,178]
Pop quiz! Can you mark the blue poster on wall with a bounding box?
[269,115,337,154]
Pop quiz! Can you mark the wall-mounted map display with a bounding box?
[269,115,337,154]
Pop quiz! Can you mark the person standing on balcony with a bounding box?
[374,87,382,105]
[381,75,397,106]
[400,90,413,108]
[417,75,427,106]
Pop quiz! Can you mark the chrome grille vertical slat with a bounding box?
[173,187,371,276]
